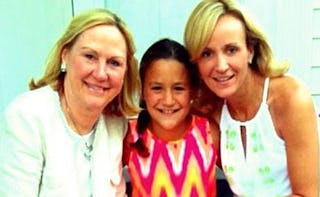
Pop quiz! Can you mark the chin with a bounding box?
[214,89,233,99]
[86,98,109,110]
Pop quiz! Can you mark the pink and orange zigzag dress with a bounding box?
[127,115,217,197]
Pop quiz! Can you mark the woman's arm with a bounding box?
[0,105,43,196]
[270,76,319,196]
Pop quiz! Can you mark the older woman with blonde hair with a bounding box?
[0,8,139,196]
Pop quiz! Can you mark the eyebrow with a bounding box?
[148,81,188,86]
[80,46,97,53]
[80,46,126,60]
[225,42,239,46]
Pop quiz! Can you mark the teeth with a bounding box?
[214,76,232,82]
[162,109,174,114]
[88,84,104,93]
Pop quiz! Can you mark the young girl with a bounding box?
[123,38,217,196]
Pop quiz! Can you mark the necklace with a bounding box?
[60,94,97,161]
[81,127,96,161]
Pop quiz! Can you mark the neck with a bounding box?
[150,115,192,142]
[226,74,265,121]
[60,93,99,135]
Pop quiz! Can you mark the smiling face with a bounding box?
[197,14,253,99]
[62,24,127,111]
[142,59,192,135]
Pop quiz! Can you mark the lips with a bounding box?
[213,74,234,82]
[86,82,109,93]
[159,109,179,114]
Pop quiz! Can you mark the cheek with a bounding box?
[232,53,248,69]
[66,65,84,84]
[68,59,90,79]
[142,89,153,102]
[181,94,192,106]
[198,62,212,78]
[230,60,247,75]
[143,90,159,107]
[109,70,126,86]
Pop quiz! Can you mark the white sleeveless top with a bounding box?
[220,78,292,196]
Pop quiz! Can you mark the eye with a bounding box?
[84,53,95,60]
[107,59,121,67]
[200,49,213,58]
[174,86,186,91]
[151,85,162,91]
[225,45,239,55]
[108,58,126,68]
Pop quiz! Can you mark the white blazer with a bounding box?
[0,86,127,197]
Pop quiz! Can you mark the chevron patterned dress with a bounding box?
[127,115,217,197]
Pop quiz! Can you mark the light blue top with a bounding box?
[0,86,127,197]
[220,78,292,197]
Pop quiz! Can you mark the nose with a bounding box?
[93,62,108,80]
[216,55,229,73]
[163,90,175,106]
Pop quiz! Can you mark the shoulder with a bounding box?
[192,115,210,133]
[4,86,59,126]
[268,75,316,137]
[5,86,57,115]
[1,87,56,151]
[193,115,209,124]
[128,118,137,130]
[268,75,313,109]
[104,114,127,124]
[192,115,216,140]
[102,114,128,137]
[127,118,139,141]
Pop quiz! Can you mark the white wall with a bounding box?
[1,0,319,113]
[104,0,199,60]
[103,0,320,110]
[72,0,104,14]
[242,0,320,110]
[0,0,318,189]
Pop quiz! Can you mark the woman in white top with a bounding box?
[0,8,139,196]
[184,0,319,196]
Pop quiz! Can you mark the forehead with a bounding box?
[68,24,128,59]
[212,14,246,39]
[145,59,188,80]
[80,24,120,37]
[75,25,126,47]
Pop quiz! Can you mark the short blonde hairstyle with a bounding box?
[184,0,289,77]
[29,8,140,116]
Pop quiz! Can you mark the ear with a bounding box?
[61,48,68,63]
[247,44,254,63]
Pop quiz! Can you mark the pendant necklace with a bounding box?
[81,126,96,161]
[62,95,97,161]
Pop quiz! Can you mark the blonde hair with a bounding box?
[29,8,140,116]
[184,0,289,77]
